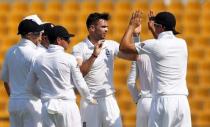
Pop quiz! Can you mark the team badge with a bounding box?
[105,49,110,57]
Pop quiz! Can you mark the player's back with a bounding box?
[2,39,38,99]
[148,32,188,96]
[34,45,76,100]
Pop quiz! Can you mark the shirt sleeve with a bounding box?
[70,57,93,101]
[127,61,140,103]
[26,61,40,98]
[1,53,10,83]
[135,39,155,55]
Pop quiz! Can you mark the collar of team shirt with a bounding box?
[19,38,37,48]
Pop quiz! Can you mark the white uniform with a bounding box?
[26,45,93,127]
[127,54,153,127]
[36,44,47,53]
[1,39,42,127]
[72,38,122,127]
[135,31,191,127]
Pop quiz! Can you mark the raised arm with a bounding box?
[148,10,158,39]
[120,11,142,54]
[118,24,142,61]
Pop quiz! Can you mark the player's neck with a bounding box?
[88,35,99,45]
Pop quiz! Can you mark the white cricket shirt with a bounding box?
[1,39,40,99]
[136,55,153,97]
[135,31,188,96]
[27,45,92,100]
[36,44,47,53]
[127,55,153,103]
[72,38,119,98]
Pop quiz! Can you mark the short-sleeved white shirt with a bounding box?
[1,39,40,99]
[27,45,91,100]
[135,31,188,96]
[72,38,119,98]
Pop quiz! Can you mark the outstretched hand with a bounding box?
[133,24,141,36]
[148,10,158,39]
[129,11,142,29]
[148,10,155,31]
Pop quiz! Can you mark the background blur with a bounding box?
[0,0,210,127]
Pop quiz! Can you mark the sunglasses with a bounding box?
[154,22,162,28]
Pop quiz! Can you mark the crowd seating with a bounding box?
[0,0,210,127]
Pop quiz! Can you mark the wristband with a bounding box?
[92,54,98,58]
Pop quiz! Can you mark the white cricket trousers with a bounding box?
[42,99,81,127]
[9,98,42,127]
[136,97,152,127]
[80,95,122,127]
[148,95,192,127]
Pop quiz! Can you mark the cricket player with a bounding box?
[127,58,153,127]
[1,19,43,127]
[72,12,137,127]
[26,25,96,127]
[120,11,191,127]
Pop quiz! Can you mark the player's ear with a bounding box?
[89,25,95,31]
[56,37,62,45]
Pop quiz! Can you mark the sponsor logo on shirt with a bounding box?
[105,49,110,57]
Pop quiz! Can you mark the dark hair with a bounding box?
[86,12,110,29]
[154,11,180,35]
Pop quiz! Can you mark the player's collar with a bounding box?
[158,31,175,39]
[48,44,64,52]
[84,37,107,49]
[19,38,37,48]
[84,38,94,49]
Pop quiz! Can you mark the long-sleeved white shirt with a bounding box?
[127,54,153,103]
[26,45,93,101]
[1,39,40,99]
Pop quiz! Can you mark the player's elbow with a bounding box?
[119,42,128,53]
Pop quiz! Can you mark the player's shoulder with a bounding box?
[143,39,156,43]
[104,39,119,47]
[63,52,76,60]
[7,45,18,52]
[5,44,19,56]
[105,39,118,44]
[174,37,187,47]
[65,53,77,66]
[176,37,186,43]
[73,40,87,50]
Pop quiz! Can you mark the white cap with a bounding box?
[23,14,43,25]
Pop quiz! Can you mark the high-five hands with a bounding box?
[148,10,155,32]
[133,24,142,37]
[129,11,142,28]
[147,10,158,39]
